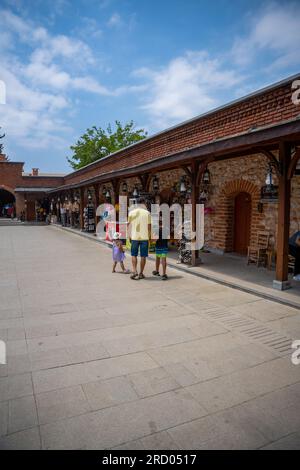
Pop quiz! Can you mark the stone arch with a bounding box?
[0,184,15,197]
[0,185,16,217]
[222,179,260,198]
[214,179,262,253]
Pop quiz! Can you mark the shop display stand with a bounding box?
[83,203,95,232]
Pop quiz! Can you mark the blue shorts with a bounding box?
[131,240,149,258]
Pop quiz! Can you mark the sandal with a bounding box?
[161,274,168,280]
[138,273,145,279]
[130,272,139,280]
[152,270,160,276]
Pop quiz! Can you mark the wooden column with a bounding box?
[274,141,291,290]
[79,187,85,230]
[191,161,200,266]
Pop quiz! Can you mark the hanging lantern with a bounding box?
[133,186,139,197]
[203,167,211,185]
[153,175,159,192]
[261,163,278,201]
[105,189,111,199]
[65,195,68,201]
[199,190,208,203]
[122,181,128,193]
[102,185,107,196]
[180,177,186,193]
[265,163,273,187]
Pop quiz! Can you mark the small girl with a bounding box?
[112,232,130,273]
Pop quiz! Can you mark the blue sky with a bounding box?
[0,0,300,173]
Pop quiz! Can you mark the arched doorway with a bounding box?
[0,188,15,218]
[233,192,251,255]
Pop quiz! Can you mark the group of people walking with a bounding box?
[112,196,169,280]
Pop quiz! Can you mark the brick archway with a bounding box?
[222,179,260,198]
[0,184,15,197]
[214,179,261,253]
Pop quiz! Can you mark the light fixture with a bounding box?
[180,177,186,193]
[153,175,159,192]
[102,186,107,196]
[199,190,208,203]
[87,190,92,201]
[261,163,278,201]
[122,181,128,193]
[133,186,139,197]
[265,163,273,187]
[65,196,68,202]
[203,167,211,185]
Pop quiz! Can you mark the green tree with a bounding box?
[0,127,5,154]
[67,120,147,169]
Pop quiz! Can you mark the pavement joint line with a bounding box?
[108,378,300,451]
[50,224,300,310]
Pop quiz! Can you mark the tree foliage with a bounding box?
[67,120,147,170]
[0,127,5,154]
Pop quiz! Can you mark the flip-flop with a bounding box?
[130,273,139,280]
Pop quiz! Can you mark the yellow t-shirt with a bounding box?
[128,207,151,241]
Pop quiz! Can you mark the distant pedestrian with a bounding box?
[112,232,130,274]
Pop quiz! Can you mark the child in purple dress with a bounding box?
[112,232,130,274]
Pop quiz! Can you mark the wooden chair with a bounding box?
[247,231,270,267]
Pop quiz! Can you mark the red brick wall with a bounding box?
[64,78,300,186]
[0,161,24,194]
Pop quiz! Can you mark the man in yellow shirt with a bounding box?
[128,197,152,280]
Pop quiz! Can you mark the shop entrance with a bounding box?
[0,188,15,217]
[233,192,251,255]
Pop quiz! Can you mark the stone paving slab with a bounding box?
[0,225,300,449]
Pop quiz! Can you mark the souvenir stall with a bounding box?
[83,192,95,232]
[71,196,80,229]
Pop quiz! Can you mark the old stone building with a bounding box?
[1,73,300,290]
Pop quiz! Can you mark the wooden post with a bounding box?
[79,187,85,230]
[191,161,200,266]
[274,141,291,290]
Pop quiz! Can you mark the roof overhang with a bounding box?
[15,188,53,193]
[48,116,300,193]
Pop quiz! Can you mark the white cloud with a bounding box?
[0,8,118,150]
[232,2,300,68]
[107,13,122,28]
[135,51,242,129]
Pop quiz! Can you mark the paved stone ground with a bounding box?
[0,225,300,450]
